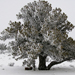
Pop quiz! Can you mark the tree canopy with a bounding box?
[0,0,75,70]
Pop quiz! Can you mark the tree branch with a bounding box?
[47,57,73,70]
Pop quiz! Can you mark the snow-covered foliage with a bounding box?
[0,43,7,50]
[61,37,75,59]
[0,0,75,69]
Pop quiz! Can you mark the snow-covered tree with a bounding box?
[0,0,75,70]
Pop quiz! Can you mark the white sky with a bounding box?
[0,0,75,39]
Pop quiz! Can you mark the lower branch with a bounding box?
[47,57,73,70]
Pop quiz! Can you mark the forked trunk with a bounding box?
[38,53,72,70]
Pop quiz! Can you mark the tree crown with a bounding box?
[0,0,75,65]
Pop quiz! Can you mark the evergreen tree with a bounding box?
[0,0,75,70]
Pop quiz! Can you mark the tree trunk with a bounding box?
[38,53,47,70]
[38,53,72,70]
[47,57,72,70]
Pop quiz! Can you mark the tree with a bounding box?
[0,0,75,70]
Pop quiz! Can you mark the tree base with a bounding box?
[38,66,46,70]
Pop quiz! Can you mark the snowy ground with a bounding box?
[0,52,75,75]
